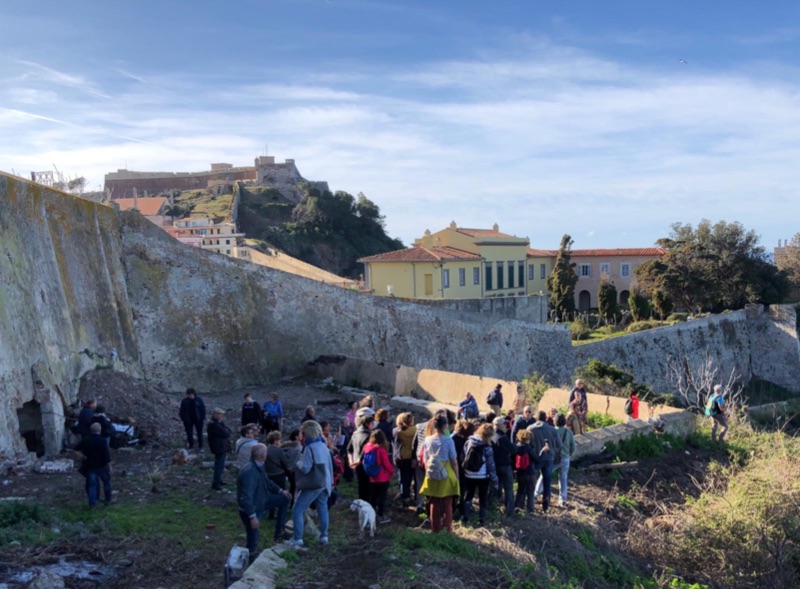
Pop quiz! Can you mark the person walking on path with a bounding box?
[486,384,504,416]
[288,420,334,548]
[236,443,291,559]
[419,413,460,533]
[179,388,206,450]
[706,384,728,442]
[208,408,232,490]
[75,422,112,507]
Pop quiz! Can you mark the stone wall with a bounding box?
[397,294,548,324]
[746,304,800,390]
[122,214,575,391]
[105,167,256,199]
[0,174,143,456]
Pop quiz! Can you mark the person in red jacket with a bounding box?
[362,429,395,525]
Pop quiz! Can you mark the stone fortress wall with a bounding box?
[1,173,798,458]
[398,294,549,324]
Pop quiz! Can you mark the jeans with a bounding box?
[533,459,553,511]
[183,421,203,449]
[238,493,290,553]
[537,457,570,504]
[86,466,112,507]
[463,478,490,523]
[212,453,226,487]
[495,465,515,515]
[292,488,329,542]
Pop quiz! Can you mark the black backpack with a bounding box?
[463,443,486,472]
[624,398,633,415]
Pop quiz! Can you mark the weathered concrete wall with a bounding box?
[397,294,548,324]
[573,311,755,394]
[122,214,575,391]
[538,388,684,421]
[0,174,143,456]
[746,304,800,390]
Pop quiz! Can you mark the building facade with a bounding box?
[169,218,251,261]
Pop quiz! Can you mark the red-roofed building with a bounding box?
[359,221,539,299]
[565,248,666,311]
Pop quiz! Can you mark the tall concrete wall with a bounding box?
[121,213,575,392]
[573,307,800,395]
[0,174,143,456]
[397,295,548,324]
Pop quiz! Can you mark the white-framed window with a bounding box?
[443,269,450,288]
[579,264,591,277]
[473,267,480,285]
[459,268,466,287]
[528,264,534,280]
[540,263,546,279]
[600,262,610,276]
[620,263,631,278]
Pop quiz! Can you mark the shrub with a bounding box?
[587,411,619,429]
[569,320,591,341]
[626,320,666,333]
[520,372,552,407]
[628,288,651,322]
[606,433,684,460]
[576,359,655,400]
[666,312,689,323]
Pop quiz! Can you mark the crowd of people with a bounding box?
[68,380,730,561]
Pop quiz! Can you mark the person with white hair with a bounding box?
[705,384,728,442]
[288,420,334,548]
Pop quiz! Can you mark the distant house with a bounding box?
[170,217,251,261]
[359,222,547,300]
[115,196,168,226]
[567,248,666,311]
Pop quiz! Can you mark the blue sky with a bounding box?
[2,0,799,251]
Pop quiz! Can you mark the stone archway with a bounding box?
[619,290,630,308]
[17,400,45,457]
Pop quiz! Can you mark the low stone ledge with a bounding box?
[228,546,287,589]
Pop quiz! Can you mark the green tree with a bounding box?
[547,234,578,320]
[628,287,650,321]
[597,275,619,323]
[635,220,789,313]
[776,233,800,295]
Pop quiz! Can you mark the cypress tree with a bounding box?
[547,234,578,320]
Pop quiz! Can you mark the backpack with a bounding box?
[487,390,499,406]
[704,394,720,417]
[514,448,530,471]
[624,398,634,416]
[463,443,486,473]
[362,448,381,477]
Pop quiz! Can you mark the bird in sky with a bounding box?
[678,58,688,64]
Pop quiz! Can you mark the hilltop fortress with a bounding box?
[104,156,329,202]
[1,172,799,459]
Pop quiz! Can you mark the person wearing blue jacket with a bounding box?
[457,392,479,420]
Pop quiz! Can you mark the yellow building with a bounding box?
[360,222,547,300]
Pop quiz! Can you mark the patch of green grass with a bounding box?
[587,411,620,429]
[606,433,685,461]
[617,494,639,510]
[574,528,595,549]
[392,527,486,562]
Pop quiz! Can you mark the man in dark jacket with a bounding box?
[179,388,206,450]
[491,417,516,516]
[511,405,536,442]
[241,393,261,427]
[487,384,504,416]
[527,411,562,513]
[91,405,115,447]
[237,443,291,558]
[208,408,232,490]
[77,399,96,438]
[75,422,112,507]
[346,408,375,501]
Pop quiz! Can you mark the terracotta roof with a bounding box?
[359,246,483,263]
[527,248,557,257]
[115,197,167,216]
[455,227,515,238]
[568,248,666,257]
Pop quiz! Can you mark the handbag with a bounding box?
[296,445,327,491]
[552,429,567,467]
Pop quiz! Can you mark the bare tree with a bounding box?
[666,352,745,415]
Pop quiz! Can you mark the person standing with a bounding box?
[393,412,417,504]
[511,406,537,442]
[179,388,206,450]
[77,399,96,439]
[375,409,394,455]
[528,410,561,513]
[91,405,114,447]
[569,388,588,435]
[491,417,516,516]
[568,379,588,408]
[514,429,536,513]
[706,384,728,442]
[288,420,334,548]
[208,408,232,490]
[486,384,504,416]
[419,413,460,533]
[236,424,260,469]
[347,408,375,502]
[241,393,261,427]
[625,390,640,422]
[75,422,112,507]
[462,424,499,526]
[236,443,291,559]
[552,414,575,508]
[363,429,395,524]
[262,393,284,434]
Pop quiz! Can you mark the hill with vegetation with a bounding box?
[237,184,404,278]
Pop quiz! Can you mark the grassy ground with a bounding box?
[173,189,235,220]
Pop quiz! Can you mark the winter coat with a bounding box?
[462,435,498,486]
[236,437,259,468]
[240,401,261,426]
[527,421,560,462]
[347,426,372,466]
[179,396,206,425]
[393,424,417,462]
[363,441,395,483]
[295,439,334,494]
[237,461,283,518]
[207,419,231,456]
[511,416,536,443]
[491,432,516,468]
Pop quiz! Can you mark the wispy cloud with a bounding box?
[15,59,112,99]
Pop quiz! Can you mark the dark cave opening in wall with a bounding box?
[17,400,45,457]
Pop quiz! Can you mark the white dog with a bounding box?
[349,499,376,537]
